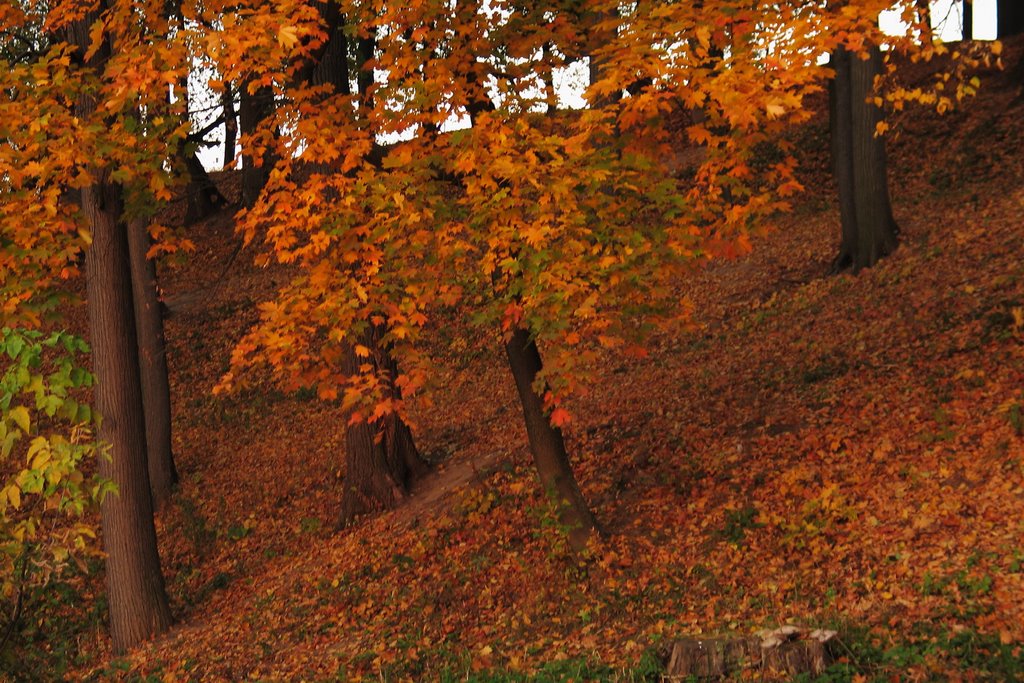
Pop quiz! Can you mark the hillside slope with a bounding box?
[18,39,1024,682]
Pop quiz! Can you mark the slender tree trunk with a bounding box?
[127,218,178,509]
[830,45,898,273]
[963,0,973,40]
[997,0,1024,38]
[67,7,173,656]
[504,327,597,552]
[222,82,238,169]
[337,329,428,527]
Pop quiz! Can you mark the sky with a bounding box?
[194,0,1001,171]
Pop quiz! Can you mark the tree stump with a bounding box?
[663,626,837,680]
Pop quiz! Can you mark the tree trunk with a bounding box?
[239,80,275,208]
[181,141,228,225]
[997,0,1024,38]
[85,186,174,655]
[67,7,173,656]
[356,30,376,109]
[830,45,898,273]
[337,330,428,528]
[127,218,178,509]
[963,0,973,40]
[504,327,597,552]
[222,82,238,169]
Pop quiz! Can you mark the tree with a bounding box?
[155,0,998,555]
[504,328,598,549]
[61,5,174,653]
[211,3,430,525]
[829,44,899,273]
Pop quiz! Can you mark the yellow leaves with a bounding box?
[277,25,300,49]
[28,437,51,470]
[2,485,21,511]
[9,406,30,434]
[765,101,786,120]
[695,25,712,51]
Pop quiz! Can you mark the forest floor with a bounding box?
[12,38,1024,683]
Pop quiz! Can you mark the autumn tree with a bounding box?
[60,4,174,652]
[213,0,994,551]
[209,1,432,525]
[0,0,209,652]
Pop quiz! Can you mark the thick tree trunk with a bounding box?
[337,330,427,527]
[504,327,597,552]
[67,8,173,656]
[127,218,178,509]
[239,81,275,208]
[84,186,174,654]
[830,45,898,273]
[997,0,1024,38]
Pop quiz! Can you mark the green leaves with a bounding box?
[0,327,106,609]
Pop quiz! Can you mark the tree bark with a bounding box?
[239,80,275,208]
[337,329,428,527]
[963,0,973,41]
[504,327,597,552]
[67,6,173,656]
[997,0,1024,38]
[830,45,898,273]
[127,218,178,509]
[181,139,227,225]
[222,82,238,169]
[85,185,174,655]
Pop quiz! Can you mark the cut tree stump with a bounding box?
[663,625,837,680]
